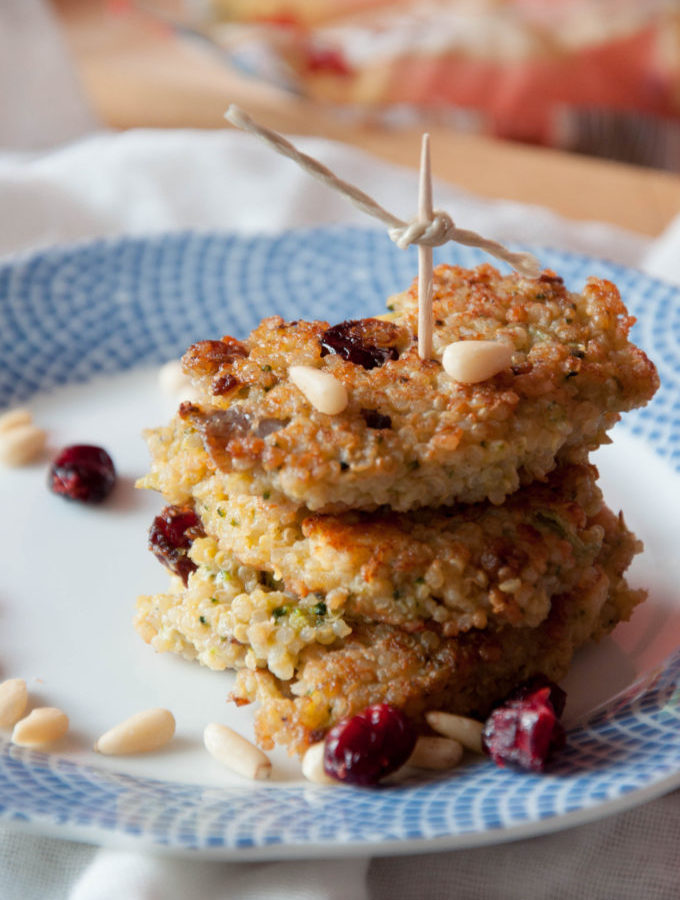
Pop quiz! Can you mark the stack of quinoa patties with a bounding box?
[136,263,658,756]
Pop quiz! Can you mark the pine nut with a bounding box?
[289,365,348,415]
[406,735,464,770]
[159,360,198,401]
[12,707,69,747]
[301,740,337,785]
[0,408,32,434]
[425,710,485,754]
[203,722,271,780]
[442,340,513,384]
[0,678,28,728]
[0,424,47,466]
[94,708,175,755]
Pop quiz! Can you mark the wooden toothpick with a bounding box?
[417,134,434,361]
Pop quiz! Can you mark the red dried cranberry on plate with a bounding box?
[323,703,417,785]
[504,673,567,718]
[48,444,116,504]
[482,676,566,773]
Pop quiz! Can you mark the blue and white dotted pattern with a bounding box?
[0,228,679,855]
[1,650,678,854]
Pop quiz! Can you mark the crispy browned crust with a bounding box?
[169,264,657,512]
[232,503,644,756]
[191,463,612,634]
[289,463,604,631]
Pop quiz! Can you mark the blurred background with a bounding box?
[197,0,680,170]
[3,0,680,238]
[49,0,680,170]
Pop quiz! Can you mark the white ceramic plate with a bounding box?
[0,228,679,859]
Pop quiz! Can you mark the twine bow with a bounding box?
[225,106,541,279]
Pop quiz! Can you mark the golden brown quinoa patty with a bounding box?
[136,262,653,759]
[135,467,644,755]
[155,264,657,512]
[192,463,613,635]
[233,511,644,756]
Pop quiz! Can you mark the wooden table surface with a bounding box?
[53,0,680,238]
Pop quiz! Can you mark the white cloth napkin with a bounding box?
[1,128,679,900]
[0,127,650,264]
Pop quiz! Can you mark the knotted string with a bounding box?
[225,105,541,279]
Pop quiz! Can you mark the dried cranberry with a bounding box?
[148,505,204,586]
[48,445,116,504]
[505,674,567,718]
[320,320,399,370]
[323,703,416,785]
[482,679,566,773]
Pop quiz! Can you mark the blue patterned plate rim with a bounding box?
[0,227,679,858]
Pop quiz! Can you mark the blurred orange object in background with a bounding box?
[206,0,680,169]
